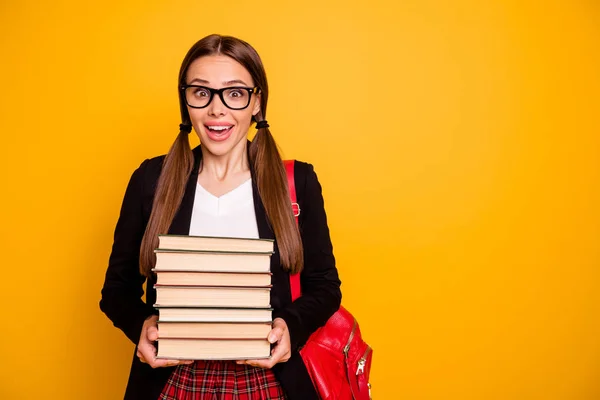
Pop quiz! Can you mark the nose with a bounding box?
[207,92,227,117]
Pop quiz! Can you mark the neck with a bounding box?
[199,141,249,181]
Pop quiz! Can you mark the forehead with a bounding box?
[186,55,253,86]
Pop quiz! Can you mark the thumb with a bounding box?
[147,325,159,342]
[268,327,283,344]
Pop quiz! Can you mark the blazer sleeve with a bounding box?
[99,159,155,345]
[273,162,342,351]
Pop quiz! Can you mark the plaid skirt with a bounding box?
[159,360,287,400]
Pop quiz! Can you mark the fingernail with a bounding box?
[268,334,275,343]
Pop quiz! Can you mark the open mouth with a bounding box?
[205,125,234,141]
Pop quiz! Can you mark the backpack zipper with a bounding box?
[342,319,359,400]
[342,318,358,356]
[356,345,372,375]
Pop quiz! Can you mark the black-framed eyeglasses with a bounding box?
[180,85,260,110]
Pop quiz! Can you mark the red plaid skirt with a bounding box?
[159,360,286,400]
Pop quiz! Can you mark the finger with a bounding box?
[279,350,291,363]
[170,359,194,366]
[244,358,273,369]
[267,327,284,344]
[137,342,158,364]
[153,358,177,368]
[151,358,189,368]
[136,349,147,364]
[139,339,193,368]
[269,341,288,364]
[147,325,159,342]
[247,343,286,369]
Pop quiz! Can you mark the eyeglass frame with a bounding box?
[180,84,261,110]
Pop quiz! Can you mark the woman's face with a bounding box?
[184,55,261,157]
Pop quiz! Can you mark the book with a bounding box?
[157,338,271,360]
[154,250,272,273]
[154,285,271,308]
[153,270,272,287]
[158,234,274,253]
[155,307,273,322]
[157,321,272,339]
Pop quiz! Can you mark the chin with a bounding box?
[201,138,248,158]
[201,141,231,156]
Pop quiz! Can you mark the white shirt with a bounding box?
[188,178,259,239]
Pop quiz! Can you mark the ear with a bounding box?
[252,93,261,117]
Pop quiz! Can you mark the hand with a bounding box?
[136,315,194,368]
[237,318,291,368]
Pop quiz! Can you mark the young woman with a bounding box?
[100,34,342,400]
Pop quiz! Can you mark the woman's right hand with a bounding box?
[136,315,194,368]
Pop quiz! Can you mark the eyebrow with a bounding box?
[188,78,250,86]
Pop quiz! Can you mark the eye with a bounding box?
[227,89,245,98]
[193,88,210,97]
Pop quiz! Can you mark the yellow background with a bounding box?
[1,0,599,399]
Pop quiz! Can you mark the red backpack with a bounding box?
[284,160,373,400]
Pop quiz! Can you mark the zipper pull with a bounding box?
[356,358,366,375]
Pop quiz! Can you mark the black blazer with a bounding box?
[100,144,342,400]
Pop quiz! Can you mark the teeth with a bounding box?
[207,126,231,131]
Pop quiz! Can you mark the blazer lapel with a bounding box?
[250,170,275,241]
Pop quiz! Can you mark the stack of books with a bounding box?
[153,234,274,360]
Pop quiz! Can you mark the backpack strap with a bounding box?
[284,160,302,302]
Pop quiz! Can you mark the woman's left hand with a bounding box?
[237,317,291,368]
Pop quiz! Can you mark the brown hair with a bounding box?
[139,34,303,277]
